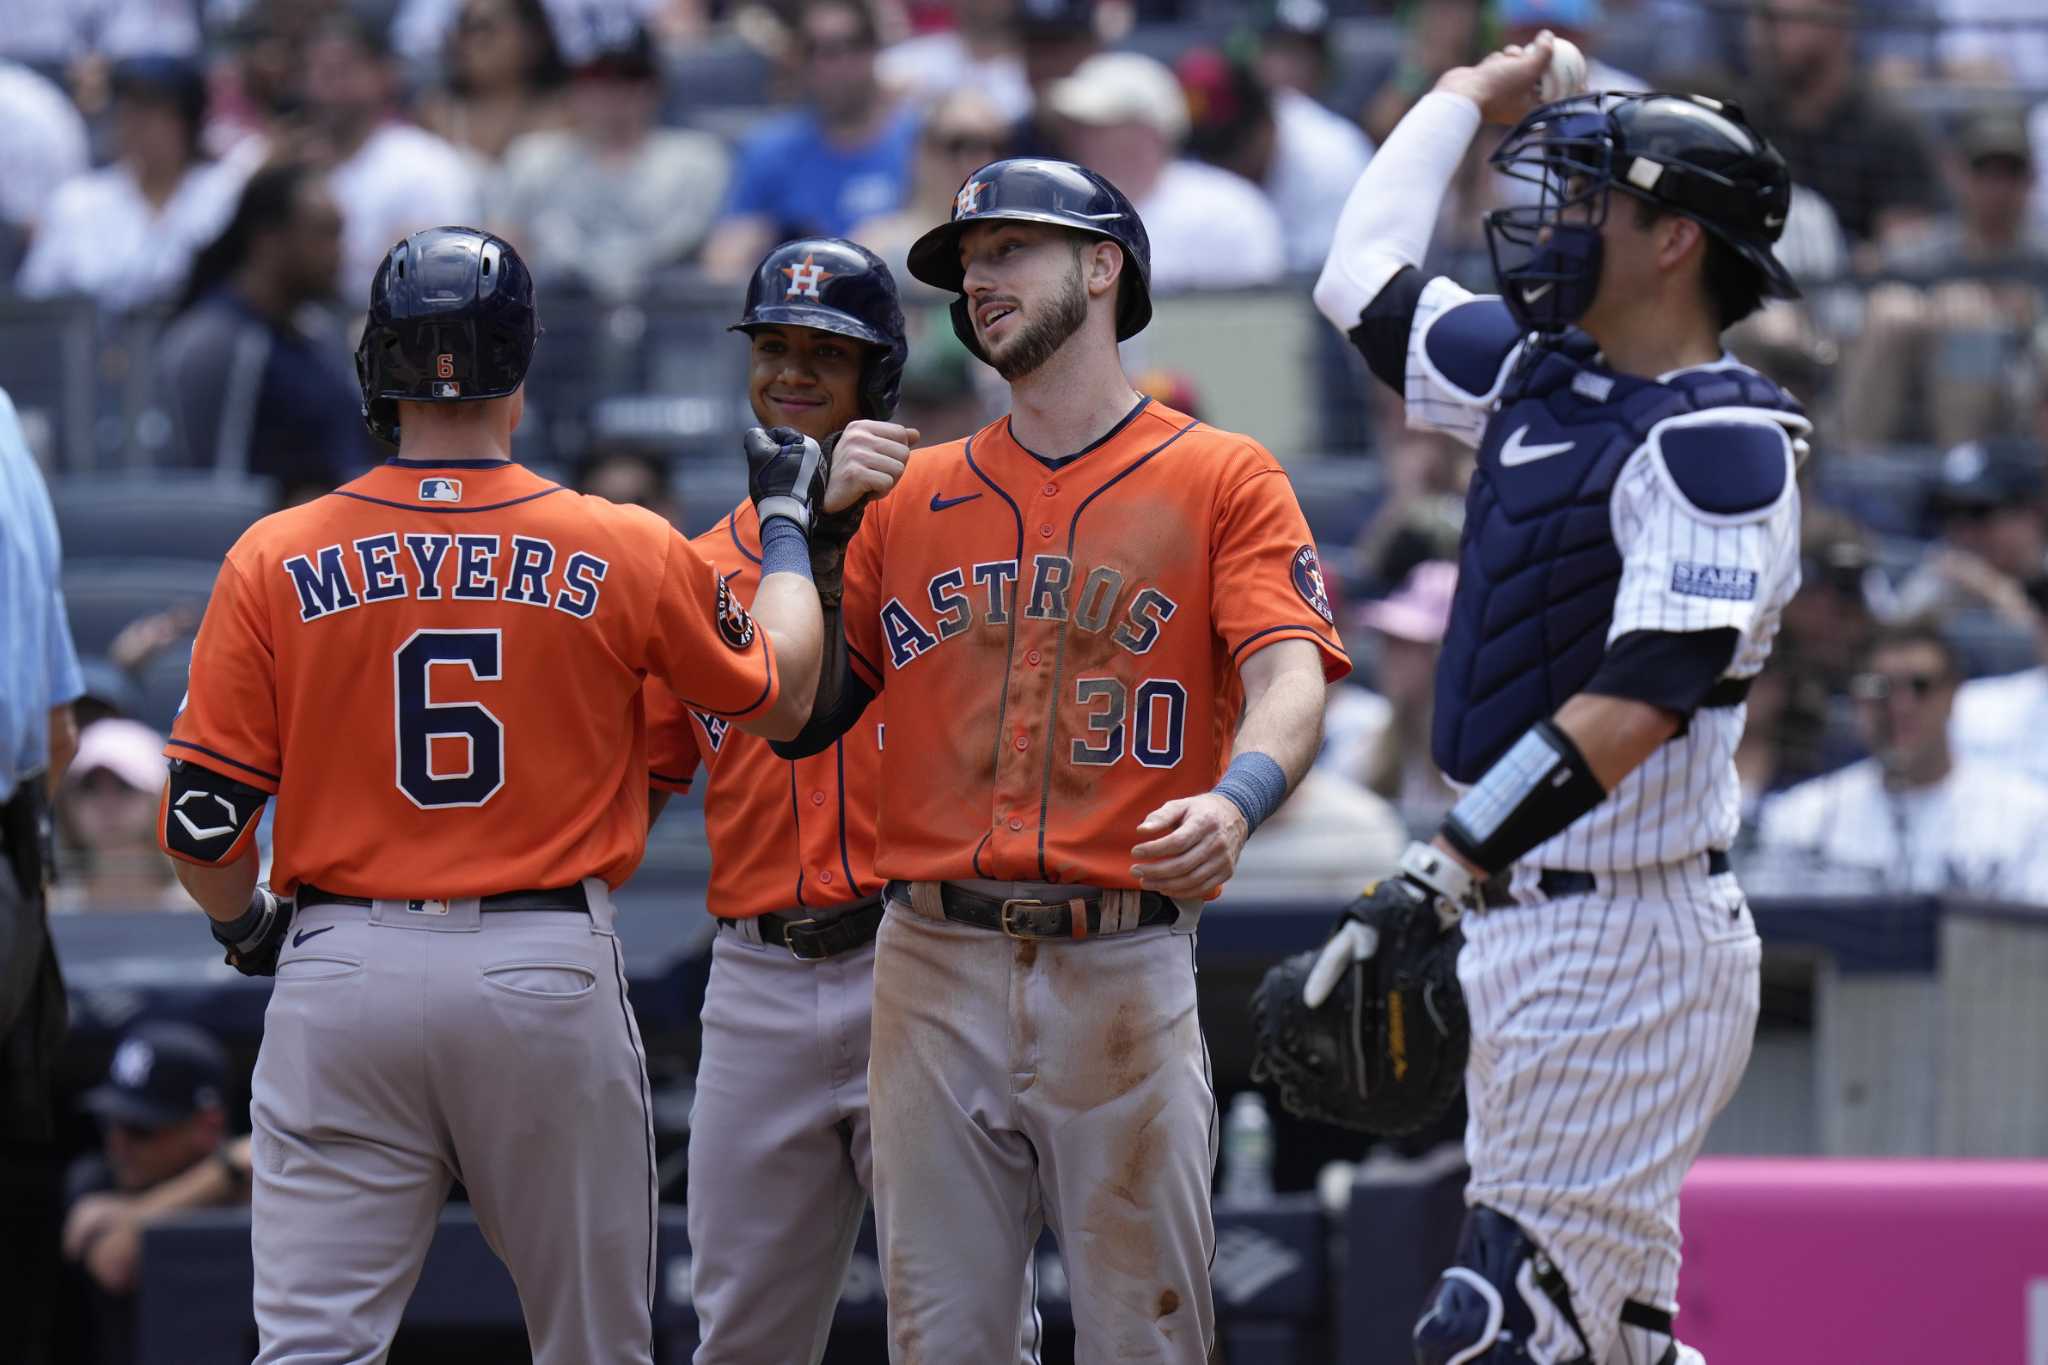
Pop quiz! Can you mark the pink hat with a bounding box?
[70,718,170,793]
[1356,561,1456,644]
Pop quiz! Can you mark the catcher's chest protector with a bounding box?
[1431,344,1801,784]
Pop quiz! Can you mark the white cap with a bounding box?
[70,717,169,793]
[1046,52,1189,144]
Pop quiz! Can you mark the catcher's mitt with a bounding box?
[1249,880,1468,1135]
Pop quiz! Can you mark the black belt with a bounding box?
[1482,850,1731,907]
[889,880,1176,940]
[294,883,590,914]
[1701,676,1753,708]
[719,899,884,961]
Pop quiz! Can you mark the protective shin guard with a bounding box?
[1412,1207,1592,1365]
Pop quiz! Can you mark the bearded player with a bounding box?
[776,160,1350,1362]
[1307,37,1807,1365]
[643,238,1043,1364]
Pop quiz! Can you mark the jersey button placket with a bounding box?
[810,791,826,807]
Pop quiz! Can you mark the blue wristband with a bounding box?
[758,515,813,582]
[1212,752,1288,834]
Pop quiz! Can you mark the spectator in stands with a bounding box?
[61,1021,252,1365]
[16,56,246,313]
[1047,51,1285,292]
[50,719,185,913]
[1176,47,1375,276]
[494,24,728,299]
[1756,622,2048,901]
[1250,0,1336,103]
[303,13,481,296]
[1740,0,1944,253]
[879,0,1032,122]
[1838,110,2046,450]
[153,160,370,494]
[202,1,320,173]
[1891,438,2048,624]
[702,0,919,280]
[418,0,568,168]
[0,59,88,277]
[852,86,1010,291]
[1352,430,1470,593]
[573,437,684,527]
[1359,0,1488,145]
[1322,561,1460,833]
[1954,574,2048,783]
[1008,0,1103,159]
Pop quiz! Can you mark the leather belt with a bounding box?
[720,898,884,961]
[1481,850,1731,908]
[891,880,1175,940]
[294,883,590,914]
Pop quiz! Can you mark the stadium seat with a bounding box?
[61,559,219,659]
[51,474,277,564]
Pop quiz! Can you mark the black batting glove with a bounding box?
[211,885,292,977]
[744,425,827,534]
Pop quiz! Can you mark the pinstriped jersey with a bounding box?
[838,398,1351,889]
[644,501,885,919]
[163,458,779,899]
[1404,276,1806,871]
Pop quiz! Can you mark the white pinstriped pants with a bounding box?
[1460,858,1760,1365]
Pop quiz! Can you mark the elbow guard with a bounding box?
[160,759,269,866]
[1439,721,1606,878]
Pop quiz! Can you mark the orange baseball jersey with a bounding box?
[840,397,1350,887]
[161,458,779,899]
[644,501,885,919]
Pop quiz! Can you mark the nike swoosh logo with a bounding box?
[1499,424,1576,467]
[1521,282,1553,303]
[292,925,335,948]
[930,492,982,512]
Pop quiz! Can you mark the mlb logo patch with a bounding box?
[1671,562,1757,601]
[419,478,463,503]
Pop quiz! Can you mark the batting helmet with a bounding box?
[355,226,540,445]
[732,237,909,422]
[1486,92,1799,333]
[905,157,1152,360]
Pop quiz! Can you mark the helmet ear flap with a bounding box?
[950,294,990,364]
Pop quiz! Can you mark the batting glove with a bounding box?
[744,425,827,533]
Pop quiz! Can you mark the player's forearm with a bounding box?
[131,1136,252,1219]
[1312,90,1481,331]
[1427,691,1683,882]
[1548,692,1683,790]
[747,569,823,741]
[174,849,260,923]
[1232,640,1328,794]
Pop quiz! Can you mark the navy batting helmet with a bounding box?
[1485,93,1799,334]
[355,226,540,445]
[732,237,908,422]
[905,158,1152,360]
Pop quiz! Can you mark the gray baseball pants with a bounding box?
[869,883,1218,1365]
[249,883,656,1365]
[687,910,1044,1363]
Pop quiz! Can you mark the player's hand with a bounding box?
[211,885,291,977]
[1130,793,1250,899]
[1435,31,1556,124]
[744,425,827,532]
[82,1207,143,1294]
[62,1192,128,1262]
[823,420,919,514]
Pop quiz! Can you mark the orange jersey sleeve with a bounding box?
[643,503,885,918]
[839,399,1351,889]
[164,460,776,900]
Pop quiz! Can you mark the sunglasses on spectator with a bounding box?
[926,130,1005,156]
[805,36,874,59]
[1849,672,1945,702]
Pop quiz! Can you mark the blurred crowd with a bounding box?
[9,0,2048,907]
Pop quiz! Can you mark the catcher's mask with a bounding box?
[1485,92,1800,334]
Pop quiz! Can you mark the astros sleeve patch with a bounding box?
[159,759,269,866]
